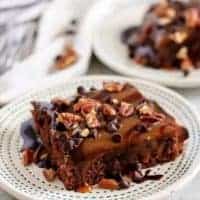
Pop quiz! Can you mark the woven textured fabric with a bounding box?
[0,0,50,75]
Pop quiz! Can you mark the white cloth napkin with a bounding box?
[0,0,95,105]
[0,0,49,75]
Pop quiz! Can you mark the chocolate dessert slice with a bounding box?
[122,0,200,76]
[22,82,188,191]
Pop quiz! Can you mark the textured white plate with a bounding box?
[0,75,200,200]
[91,0,200,88]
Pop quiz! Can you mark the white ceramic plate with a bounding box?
[0,75,200,200]
[91,0,200,88]
[0,0,94,104]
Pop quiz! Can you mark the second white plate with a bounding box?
[91,0,200,88]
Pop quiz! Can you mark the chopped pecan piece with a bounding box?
[154,1,175,18]
[158,17,172,25]
[103,82,124,92]
[73,98,101,114]
[102,104,117,116]
[176,47,188,60]
[140,112,165,123]
[43,168,56,182]
[54,47,78,69]
[80,128,90,137]
[85,111,100,128]
[137,102,153,115]
[185,8,200,28]
[98,178,119,190]
[77,183,92,193]
[166,8,176,19]
[119,102,134,117]
[154,2,168,17]
[181,58,193,75]
[169,31,188,44]
[111,98,120,105]
[57,112,83,128]
[154,3,176,22]
[22,149,34,166]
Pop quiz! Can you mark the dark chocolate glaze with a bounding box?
[37,159,52,169]
[20,119,40,150]
[20,120,53,169]
[121,26,137,44]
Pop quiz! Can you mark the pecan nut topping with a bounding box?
[181,58,193,74]
[73,98,101,114]
[102,104,117,116]
[185,8,200,28]
[98,178,119,190]
[140,112,165,123]
[57,112,83,128]
[43,168,56,182]
[137,102,153,115]
[154,1,175,19]
[111,98,120,105]
[169,31,188,44]
[85,111,101,128]
[77,183,92,193]
[119,102,134,117]
[137,102,165,124]
[22,149,34,166]
[176,47,188,60]
[54,47,78,69]
[155,5,176,25]
[80,128,90,137]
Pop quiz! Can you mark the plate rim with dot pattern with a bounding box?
[0,75,200,200]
